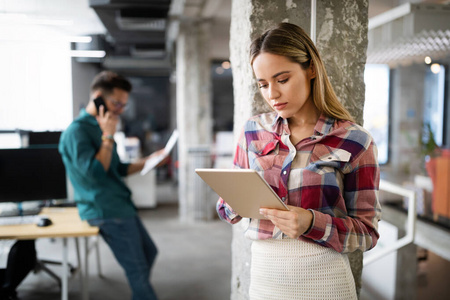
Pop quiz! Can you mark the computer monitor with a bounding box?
[0,147,67,203]
[28,131,62,146]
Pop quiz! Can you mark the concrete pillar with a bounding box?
[229,0,369,298]
[176,21,214,222]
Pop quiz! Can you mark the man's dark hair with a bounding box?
[90,71,132,95]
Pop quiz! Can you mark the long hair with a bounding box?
[250,22,354,122]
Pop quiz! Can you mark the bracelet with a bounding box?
[102,134,114,141]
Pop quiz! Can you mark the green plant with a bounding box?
[420,123,440,158]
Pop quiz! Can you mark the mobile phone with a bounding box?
[93,96,108,115]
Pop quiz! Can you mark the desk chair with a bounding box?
[34,257,76,287]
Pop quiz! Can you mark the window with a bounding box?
[0,24,72,131]
[364,64,390,164]
[423,64,445,146]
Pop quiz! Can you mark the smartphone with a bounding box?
[93,96,108,115]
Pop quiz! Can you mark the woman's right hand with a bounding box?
[259,205,314,239]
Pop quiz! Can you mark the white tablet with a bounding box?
[195,168,289,219]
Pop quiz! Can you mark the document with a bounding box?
[141,129,179,176]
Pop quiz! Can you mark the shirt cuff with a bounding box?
[302,210,332,242]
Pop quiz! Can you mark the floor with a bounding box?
[12,181,450,300]
[16,182,233,300]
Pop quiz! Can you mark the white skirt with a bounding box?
[249,238,357,300]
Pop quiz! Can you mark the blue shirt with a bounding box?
[58,109,136,220]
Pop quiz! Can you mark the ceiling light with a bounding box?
[221,61,231,69]
[424,56,432,64]
[68,36,92,43]
[70,50,106,58]
[430,63,441,74]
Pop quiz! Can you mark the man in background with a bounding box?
[59,71,164,300]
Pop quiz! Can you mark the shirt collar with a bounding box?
[79,108,98,126]
[272,114,289,136]
[313,114,336,136]
[272,113,336,137]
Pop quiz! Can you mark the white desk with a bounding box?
[0,207,99,300]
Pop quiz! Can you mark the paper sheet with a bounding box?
[140,129,179,175]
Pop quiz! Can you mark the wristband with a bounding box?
[102,134,114,141]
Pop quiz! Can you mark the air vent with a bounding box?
[130,44,166,58]
[115,8,167,31]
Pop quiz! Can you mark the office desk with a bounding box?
[0,207,99,300]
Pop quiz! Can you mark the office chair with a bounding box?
[34,258,76,287]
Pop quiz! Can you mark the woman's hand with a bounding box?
[259,205,314,239]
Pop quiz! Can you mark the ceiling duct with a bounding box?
[115,8,167,31]
[130,43,166,58]
[367,3,450,66]
[89,0,171,59]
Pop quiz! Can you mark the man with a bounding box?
[59,71,163,300]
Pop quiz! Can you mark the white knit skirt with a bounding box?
[249,238,357,300]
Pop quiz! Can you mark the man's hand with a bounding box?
[147,149,169,167]
[259,205,314,239]
[96,105,118,135]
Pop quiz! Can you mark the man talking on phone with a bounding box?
[59,71,164,300]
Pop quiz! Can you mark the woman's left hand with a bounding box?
[259,205,314,239]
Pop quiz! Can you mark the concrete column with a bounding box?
[229,0,369,298]
[176,20,213,222]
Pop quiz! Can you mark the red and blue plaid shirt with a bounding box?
[216,112,381,254]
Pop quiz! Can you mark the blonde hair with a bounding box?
[250,22,354,122]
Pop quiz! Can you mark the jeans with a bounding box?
[88,216,158,300]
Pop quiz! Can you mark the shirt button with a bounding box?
[283,170,287,175]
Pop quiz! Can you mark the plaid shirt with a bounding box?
[216,112,381,254]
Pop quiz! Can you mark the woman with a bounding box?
[216,23,381,299]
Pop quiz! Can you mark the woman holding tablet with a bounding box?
[216,22,381,299]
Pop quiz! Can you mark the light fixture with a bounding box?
[67,36,92,43]
[70,50,106,58]
[221,61,231,69]
[424,56,432,64]
[430,63,441,74]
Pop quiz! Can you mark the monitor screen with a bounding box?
[28,131,62,146]
[0,147,67,202]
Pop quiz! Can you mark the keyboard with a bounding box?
[0,215,42,226]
